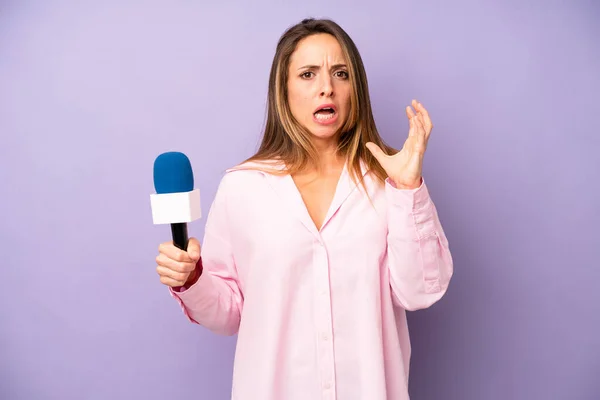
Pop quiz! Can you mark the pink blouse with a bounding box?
[169,161,453,400]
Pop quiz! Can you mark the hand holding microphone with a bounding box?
[156,237,201,288]
[150,151,202,288]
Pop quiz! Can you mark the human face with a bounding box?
[287,33,351,144]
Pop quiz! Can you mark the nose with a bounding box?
[319,75,334,97]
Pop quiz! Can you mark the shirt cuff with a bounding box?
[384,177,431,211]
[169,268,212,299]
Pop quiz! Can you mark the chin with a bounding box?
[305,115,347,142]
[305,127,342,144]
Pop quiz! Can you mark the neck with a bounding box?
[310,136,344,173]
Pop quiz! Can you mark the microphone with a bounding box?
[150,151,201,251]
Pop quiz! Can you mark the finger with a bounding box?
[414,115,426,138]
[157,265,190,284]
[405,117,420,151]
[158,241,195,263]
[365,142,389,165]
[159,274,187,288]
[186,237,201,261]
[411,99,426,130]
[156,252,196,274]
[412,99,419,111]
[411,100,423,123]
[408,115,417,137]
[407,106,423,137]
[413,117,428,153]
[415,101,433,135]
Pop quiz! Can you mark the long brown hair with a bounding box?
[243,18,395,186]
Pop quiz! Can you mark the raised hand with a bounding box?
[366,99,433,189]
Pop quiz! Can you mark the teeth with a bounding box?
[315,112,335,121]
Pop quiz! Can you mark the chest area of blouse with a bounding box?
[291,169,343,232]
[226,171,389,260]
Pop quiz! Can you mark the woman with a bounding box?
[155,17,453,400]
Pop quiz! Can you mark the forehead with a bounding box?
[289,33,346,66]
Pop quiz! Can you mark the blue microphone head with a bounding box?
[153,152,194,194]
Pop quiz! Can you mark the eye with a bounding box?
[335,70,349,79]
[300,71,314,79]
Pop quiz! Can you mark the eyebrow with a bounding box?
[297,63,347,71]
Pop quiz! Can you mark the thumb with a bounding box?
[187,237,201,261]
[365,142,388,165]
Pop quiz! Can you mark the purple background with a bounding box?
[1,1,599,399]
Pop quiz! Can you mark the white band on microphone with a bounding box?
[150,189,201,224]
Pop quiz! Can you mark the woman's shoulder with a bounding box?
[214,159,285,195]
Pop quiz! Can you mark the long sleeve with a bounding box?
[169,174,243,335]
[385,177,453,311]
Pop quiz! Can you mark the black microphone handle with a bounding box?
[171,222,189,251]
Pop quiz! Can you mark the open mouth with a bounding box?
[313,105,337,123]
